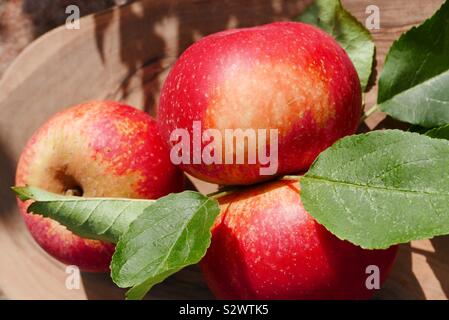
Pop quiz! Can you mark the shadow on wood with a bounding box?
[0,139,18,223]
[92,0,312,115]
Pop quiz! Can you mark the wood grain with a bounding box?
[0,0,447,300]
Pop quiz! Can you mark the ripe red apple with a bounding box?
[201,180,397,299]
[15,101,184,272]
[158,22,362,185]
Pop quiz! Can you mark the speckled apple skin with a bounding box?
[158,22,362,185]
[16,101,184,272]
[201,180,398,300]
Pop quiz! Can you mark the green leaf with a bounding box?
[125,270,175,300]
[301,130,449,249]
[297,0,375,91]
[12,186,153,243]
[426,124,449,140]
[378,1,449,128]
[111,191,220,300]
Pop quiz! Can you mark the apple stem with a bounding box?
[281,175,301,181]
[207,189,239,200]
[206,175,302,200]
[361,104,380,122]
[64,188,83,197]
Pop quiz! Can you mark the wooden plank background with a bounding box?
[0,0,447,299]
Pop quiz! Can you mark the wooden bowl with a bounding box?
[0,0,447,299]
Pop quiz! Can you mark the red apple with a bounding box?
[158,22,361,185]
[15,101,184,272]
[201,180,397,299]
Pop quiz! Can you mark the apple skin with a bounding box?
[15,101,184,272]
[158,22,362,185]
[201,180,397,299]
